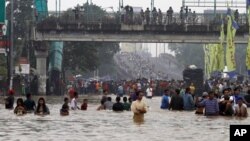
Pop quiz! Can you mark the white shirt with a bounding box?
[146,87,153,97]
[70,98,77,110]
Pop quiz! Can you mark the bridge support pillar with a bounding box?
[34,41,49,95]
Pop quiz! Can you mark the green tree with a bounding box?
[169,43,248,76]
[61,3,120,75]
[6,0,35,67]
[168,43,205,69]
[63,42,119,74]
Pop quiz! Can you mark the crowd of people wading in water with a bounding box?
[3,77,250,123]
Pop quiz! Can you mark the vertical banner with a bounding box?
[246,5,250,75]
[0,0,5,24]
[217,18,225,71]
[226,8,236,76]
[204,44,210,78]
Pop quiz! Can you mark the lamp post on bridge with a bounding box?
[55,0,61,17]
[9,0,14,90]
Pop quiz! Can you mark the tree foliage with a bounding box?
[63,42,120,74]
[168,43,248,75]
[6,0,35,67]
[62,3,120,74]
[168,43,205,69]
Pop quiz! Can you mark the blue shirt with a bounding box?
[161,95,170,109]
[199,98,219,115]
[183,93,195,110]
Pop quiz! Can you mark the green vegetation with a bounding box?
[62,3,120,74]
[168,43,247,75]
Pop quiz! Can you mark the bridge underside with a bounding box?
[33,24,249,44]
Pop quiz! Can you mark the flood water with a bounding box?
[0,95,249,141]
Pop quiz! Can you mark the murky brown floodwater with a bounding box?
[0,95,249,141]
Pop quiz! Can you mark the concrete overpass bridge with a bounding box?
[33,12,249,44]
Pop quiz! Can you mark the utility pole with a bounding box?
[214,0,216,18]
[156,43,157,58]
[59,0,61,17]
[55,0,57,16]
[151,0,154,11]
[164,43,166,54]
[119,0,124,12]
[9,0,14,89]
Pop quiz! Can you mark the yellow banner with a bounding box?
[226,13,236,72]
[204,44,211,78]
[218,19,225,71]
[246,8,250,70]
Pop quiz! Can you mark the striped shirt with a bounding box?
[199,98,219,116]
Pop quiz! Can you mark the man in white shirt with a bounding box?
[146,86,153,99]
[71,92,79,110]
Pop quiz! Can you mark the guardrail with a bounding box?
[36,11,248,25]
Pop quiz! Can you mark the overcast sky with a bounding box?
[47,0,248,13]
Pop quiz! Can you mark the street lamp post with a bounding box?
[9,0,14,89]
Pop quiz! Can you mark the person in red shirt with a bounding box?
[81,99,88,110]
[68,88,75,99]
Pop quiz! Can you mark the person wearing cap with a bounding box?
[198,91,219,116]
[5,89,15,109]
[195,91,208,114]
[234,98,248,117]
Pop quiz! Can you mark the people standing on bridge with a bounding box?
[180,7,184,24]
[140,9,145,24]
[145,8,150,25]
[185,6,189,22]
[188,9,192,23]
[152,7,158,25]
[158,9,163,25]
[234,9,239,23]
[167,7,174,25]
[121,7,126,23]
[73,4,81,21]
[129,6,134,25]
[124,5,130,24]
[192,11,197,24]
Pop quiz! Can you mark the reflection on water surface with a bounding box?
[0,95,249,141]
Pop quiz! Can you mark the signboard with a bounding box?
[0,0,5,24]
[15,64,30,74]
[15,57,30,74]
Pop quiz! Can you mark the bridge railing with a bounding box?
[36,11,248,26]
[35,11,248,34]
